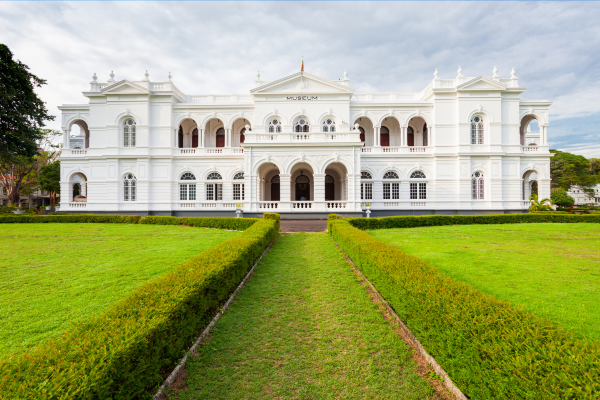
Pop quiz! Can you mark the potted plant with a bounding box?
[235,203,243,218]
[363,202,372,218]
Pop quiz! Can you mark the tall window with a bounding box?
[233,172,245,201]
[123,173,137,201]
[471,172,484,200]
[360,171,373,200]
[471,116,484,144]
[294,117,309,132]
[322,118,336,132]
[423,123,428,147]
[216,128,225,148]
[123,119,136,147]
[409,171,426,200]
[380,126,390,147]
[206,172,223,201]
[383,171,400,200]
[179,172,196,201]
[268,119,282,133]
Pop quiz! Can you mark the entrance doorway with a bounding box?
[325,175,334,200]
[271,175,280,201]
[295,174,310,200]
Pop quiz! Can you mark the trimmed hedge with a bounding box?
[263,212,281,230]
[0,214,142,224]
[328,217,600,399]
[140,216,257,230]
[0,215,279,399]
[347,213,600,230]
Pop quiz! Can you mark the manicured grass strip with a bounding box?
[347,213,600,230]
[369,223,600,341]
[176,233,436,400]
[0,223,240,354]
[0,218,278,399]
[329,218,600,400]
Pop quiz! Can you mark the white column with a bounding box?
[200,129,205,148]
[64,129,70,149]
[429,126,434,147]
[401,127,406,146]
[226,128,231,148]
[314,173,326,210]
[374,127,380,147]
[280,173,291,211]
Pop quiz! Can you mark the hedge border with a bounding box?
[328,215,600,399]
[0,215,279,399]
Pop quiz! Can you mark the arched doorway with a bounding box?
[271,175,280,201]
[296,173,310,200]
[178,118,199,148]
[216,128,225,148]
[380,126,390,147]
[522,171,539,200]
[353,117,374,146]
[71,173,88,202]
[325,175,335,200]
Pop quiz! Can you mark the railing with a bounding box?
[361,147,372,153]
[411,202,426,207]
[232,148,244,154]
[292,134,311,141]
[382,147,400,153]
[438,79,455,87]
[326,202,347,210]
[258,134,277,141]
[292,201,312,209]
[206,148,223,154]
[71,149,87,155]
[180,149,196,154]
[326,134,347,141]
[523,201,531,208]
[180,203,196,208]
[258,202,278,209]
[186,95,254,104]
[353,93,416,101]
[522,146,539,152]
[153,84,165,90]
[361,146,429,154]
[409,146,427,153]
[69,202,86,209]
[384,202,400,207]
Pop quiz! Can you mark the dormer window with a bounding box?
[471,116,484,144]
[268,119,282,133]
[323,119,336,132]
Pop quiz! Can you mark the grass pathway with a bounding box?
[174,233,438,400]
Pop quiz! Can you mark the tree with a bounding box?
[550,149,597,195]
[38,160,60,209]
[0,129,61,205]
[0,44,54,160]
[528,193,554,212]
[550,188,575,208]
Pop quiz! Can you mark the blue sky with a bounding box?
[1,1,598,157]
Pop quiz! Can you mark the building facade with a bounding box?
[567,184,600,206]
[58,68,552,217]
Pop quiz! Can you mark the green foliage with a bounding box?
[263,212,280,230]
[0,216,278,399]
[345,213,600,230]
[328,218,600,399]
[0,214,142,224]
[528,193,554,211]
[551,187,575,208]
[0,44,54,160]
[550,149,598,194]
[140,215,257,230]
[38,160,61,207]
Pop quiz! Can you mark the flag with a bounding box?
[301,57,304,72]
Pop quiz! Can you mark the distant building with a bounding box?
[57,67,552,217]
[0,185,56,208]
[567,184,600,205]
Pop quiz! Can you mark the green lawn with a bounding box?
[0,223,240,354]
[369,223,600,341]
[175,233,437,400]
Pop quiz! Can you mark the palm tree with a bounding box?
[529,193,554,212]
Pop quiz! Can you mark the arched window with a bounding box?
[294,117,310,133]
[216,128,225,148]
[470,116,484,144]
[383,171,399,200]
[409,171,426,200]
[123,119,136,147]
[206,172,222,201]
[268,119,282,133]
[180,173,196,201]
[471,172,484,200]
[360,171,372,200]
[380,126,390,147]
[123,173,137,201]
[233,172,244,180]
[322,118,336,133]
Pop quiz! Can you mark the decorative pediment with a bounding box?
[251,72,354,95]
[101,80,151,95]
[457,76,507,91]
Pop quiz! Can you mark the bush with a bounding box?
[0,216,278,399]
[347,213,600,230]
[328,217,600,399]
[140,216,257,230]
[551,188,575,208]
[263,212,280,230]
[0,214,142,224]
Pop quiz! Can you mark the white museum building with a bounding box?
[58,67,552,217]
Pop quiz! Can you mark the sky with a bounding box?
[1,1,599,157]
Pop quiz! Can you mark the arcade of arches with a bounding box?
[353,116,428,147]
[176,118,251,149]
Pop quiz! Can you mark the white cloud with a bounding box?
[1,1,599,156]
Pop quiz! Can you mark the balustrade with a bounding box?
[522,146,539,152]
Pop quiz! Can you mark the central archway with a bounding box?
[290,162,315,201]
[295,173,310,201]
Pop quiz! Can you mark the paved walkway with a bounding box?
[279,219,328,232]
[174,233,441,400]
